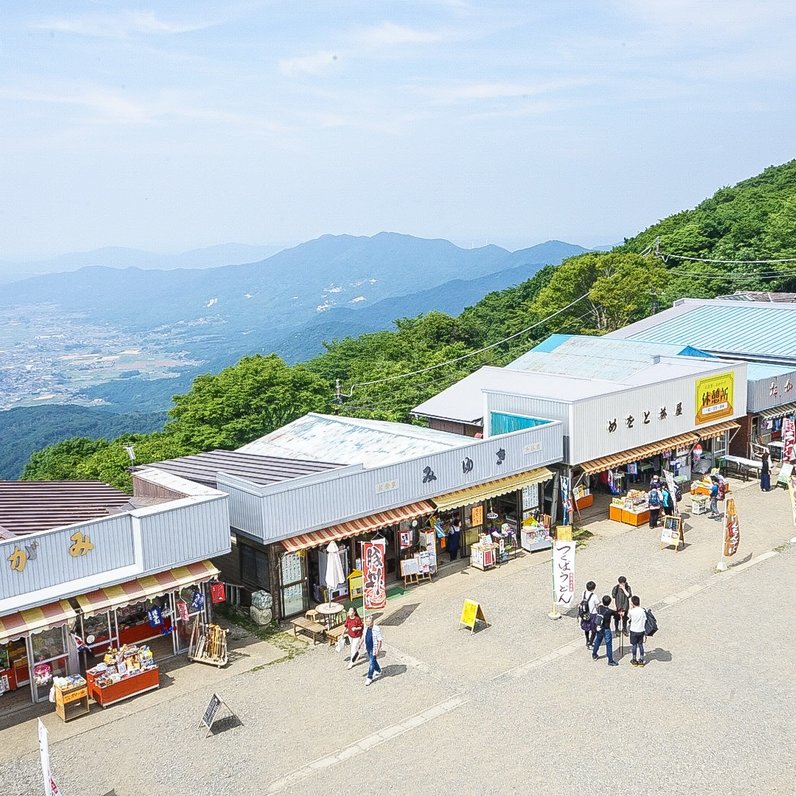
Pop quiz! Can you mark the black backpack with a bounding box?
[592,607,606,631]
[644,609,658,637]
[674,485,683,502]
[577,593,592,620]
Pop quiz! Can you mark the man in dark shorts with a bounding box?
[592,595,619,666]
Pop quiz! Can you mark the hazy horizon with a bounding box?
[2,2,793,259]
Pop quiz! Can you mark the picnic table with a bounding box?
[289,616,326,645]
[720,455,762,482]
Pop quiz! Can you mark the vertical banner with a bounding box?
[663,469,679,517]
[38,719,52,796]
[553,526,575,608]
[560,475,571,526]
[723,496,740,557]
[361,540,387,611]
[784,418,796,463]
[789,475,796,526]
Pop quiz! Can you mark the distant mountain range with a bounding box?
[0,243,291,283]
[0,233,588,414]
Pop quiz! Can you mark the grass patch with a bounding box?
[213,603,308,662]
[573,526,594,548]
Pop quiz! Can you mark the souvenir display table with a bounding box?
[609,491,650,526]
[54,675,89,722]
[86,645,159,707]
[470,541,498,571]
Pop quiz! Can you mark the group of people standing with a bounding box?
[646,474,676,529]
[580,577,653,667]
[341,607,383,686]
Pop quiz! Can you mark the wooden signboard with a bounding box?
[471,505,484,527]
[660,516,684,551]
[458,599,489,633]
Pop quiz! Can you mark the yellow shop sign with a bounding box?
[695,372,734,424]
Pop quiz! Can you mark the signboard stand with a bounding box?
[199,693,239,737]
[458,599,489,633]
[659,516,684,551]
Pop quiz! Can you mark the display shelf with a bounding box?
[86,666,160,707]
[54,677,89,722]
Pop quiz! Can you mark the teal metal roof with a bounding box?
[510,335,713,381]
[747,362,796,380]
[625,304,796,360]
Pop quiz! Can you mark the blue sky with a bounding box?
[1,1,794,258]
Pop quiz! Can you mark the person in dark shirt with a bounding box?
[592,595,619,666]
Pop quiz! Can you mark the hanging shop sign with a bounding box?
[695,372,734,425]
[361,540,387,611]
[399,530,412,549]
[723,497,740,557]
[783,417,796,462]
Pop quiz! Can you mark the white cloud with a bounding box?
[35,10,216,38]
[354,22,445,48]
[278,50,341,78]
[421,78,592,104]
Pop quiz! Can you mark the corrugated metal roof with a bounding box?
[143,450,343,488]
[746,362,796,380]
[524,334,707,362]
[0,481,131,537]
[238,413,470,467]
[610,300,796,362]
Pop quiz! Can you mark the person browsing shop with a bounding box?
[647,484,662,528]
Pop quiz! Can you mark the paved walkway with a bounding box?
[1,475,793,795]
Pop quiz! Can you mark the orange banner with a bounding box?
[723,496,740,557]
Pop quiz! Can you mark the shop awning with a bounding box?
[697,419,741,440]
[579,420,741,475]
[0,600,76,645]
[75,560,220,617]
[759,402,796,421]
[431,467,554,512]
[281,501,435,554]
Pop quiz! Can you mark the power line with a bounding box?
[658,251,796,265]
[337,292,591,396]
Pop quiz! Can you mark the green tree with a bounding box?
[22,437,111,481]
[168,354,332,450]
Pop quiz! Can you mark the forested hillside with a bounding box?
[22,160,796,491]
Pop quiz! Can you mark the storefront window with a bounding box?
[81,611,113,651]
[240,543,270,590]
[280,552,307,618]
[31,626,66,663]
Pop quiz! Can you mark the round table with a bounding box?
[315,602,345,628]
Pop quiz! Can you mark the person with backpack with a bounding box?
[591,595,619,666]
[647,484,662,528]
[627,595,647,667]
[611,576,632,635]
[578,581,598,649]
[661,485,674,517]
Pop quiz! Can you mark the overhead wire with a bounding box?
[338,293,592,397]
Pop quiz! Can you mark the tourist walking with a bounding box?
[344,607,364,669]
[760,450,771,492]
[647,484,662,528]
[363,615,383,686]
[592,596,619,666]
[708,476,720,519]
[627,595,647,667]
[579,581,599,649]
[611,576,632,635]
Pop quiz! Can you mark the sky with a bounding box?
[1,0,795,259]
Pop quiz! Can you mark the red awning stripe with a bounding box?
[282,500,435,553]
[0,600,77,645]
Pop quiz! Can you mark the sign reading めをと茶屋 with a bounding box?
[695,372,734,425]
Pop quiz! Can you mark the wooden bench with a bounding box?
[290,617,326,645]
[326,624,346,647]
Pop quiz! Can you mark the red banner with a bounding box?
[783,418,796,463]
[362,540,387,611]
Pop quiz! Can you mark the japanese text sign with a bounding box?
[695,372,734,425]
[361,540,387,611]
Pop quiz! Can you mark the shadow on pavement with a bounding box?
[645,648,673,663]
[380,664,407,678]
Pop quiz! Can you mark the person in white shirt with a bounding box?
[627,595,647,667]
[581,581,598,649]
[363,615,383,686]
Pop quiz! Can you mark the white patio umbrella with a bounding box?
[325,541,346,606]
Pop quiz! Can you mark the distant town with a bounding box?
[0,304,197,410]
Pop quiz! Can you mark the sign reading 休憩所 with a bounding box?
[695,372,734,425]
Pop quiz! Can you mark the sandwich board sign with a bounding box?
[660,516,684,551]
[459,599,489,633]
